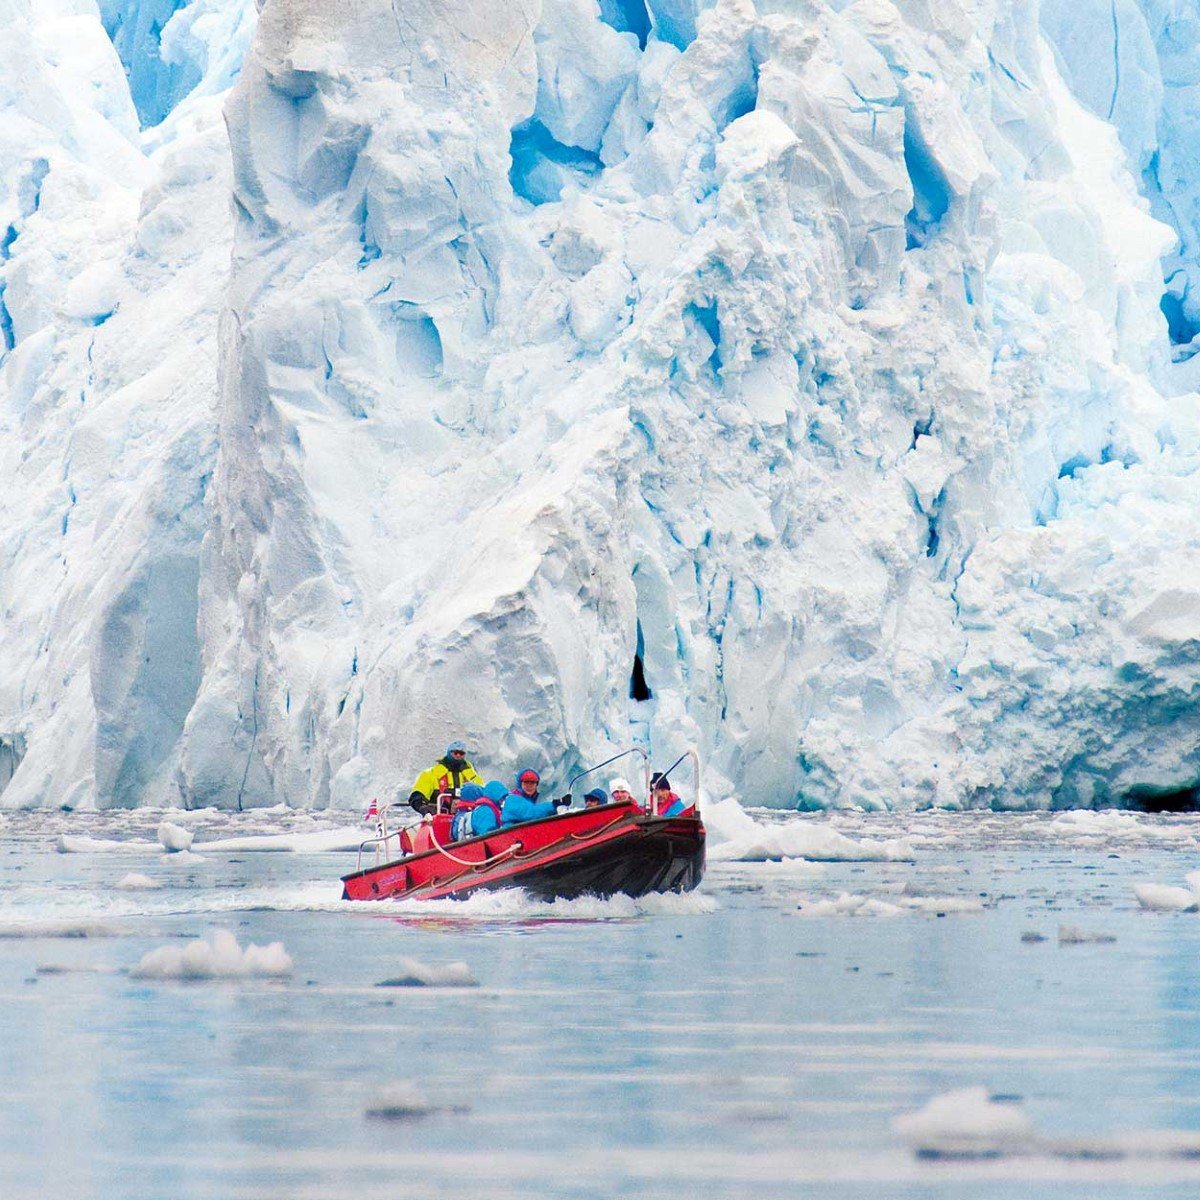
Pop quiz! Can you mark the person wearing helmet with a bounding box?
[408,740,483,814]
[501,768,571,825]
[650,772,685,817]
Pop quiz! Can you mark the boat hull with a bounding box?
[341,803,705,902]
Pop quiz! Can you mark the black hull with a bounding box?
[468,819,704,901]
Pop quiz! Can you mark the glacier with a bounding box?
[3,0,1200,813]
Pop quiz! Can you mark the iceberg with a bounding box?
[3,0,1200,814]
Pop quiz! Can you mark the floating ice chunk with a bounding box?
[702,797,761,844]
[1057,925,1117,944]
[36,963,120,975]
[893,1087,1035,1158]
[56,835,155,853]
[901,896,983,915]
[157,822,194,852]
[365,1081,468,1120]
[197,828,367,853]
[375,959,478,987]
[1134,883,1199,911]
[130,930,292,979]
[0,921,121,939]
[713,823,913,863]
[797,892,904,917]
[114,873,162,890]
[897,1087,1200,1161]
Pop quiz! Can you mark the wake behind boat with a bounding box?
[341,750,705,902]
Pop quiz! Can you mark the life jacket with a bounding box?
[451,798,502,841]
[654,791,688,817]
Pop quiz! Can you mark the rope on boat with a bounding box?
[568,814,629,841]
[425,811,631,880]
[429,826,523,869]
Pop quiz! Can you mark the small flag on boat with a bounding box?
[364,797,379,823]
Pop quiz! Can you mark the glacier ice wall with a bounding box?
[4,0,1200,812]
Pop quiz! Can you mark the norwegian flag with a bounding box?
[363,797,379,823]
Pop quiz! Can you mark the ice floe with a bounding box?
[896,1086,1200,1161]
[157,821,194,852]
[113,873,162,890]
[375,959,479,988]
[129,929,292,980]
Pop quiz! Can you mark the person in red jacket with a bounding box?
[650,772,686,817]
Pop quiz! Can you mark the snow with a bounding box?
[129,928,293,979]
[5,0,1200,813]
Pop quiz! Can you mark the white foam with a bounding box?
[375,887,719,921]
[129,929,293,980]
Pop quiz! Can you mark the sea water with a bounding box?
[4,807,1200,1199]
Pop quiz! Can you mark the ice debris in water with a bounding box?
[1057,924,1116,944]
[130,930,292,980]
[114,873,162,890]
[56,835,155,854]
[0,921,120,939]
[365,1081,469,1121]
[706,799,912,864]
[375,959,478,988]
[796,892,980,917]
[893,1087,1035,1158]
[157,822,194,852]
[1134,870,1200,911]
[896,1086,1200,1161]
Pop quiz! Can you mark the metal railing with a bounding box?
[566,747,650,803]
[648,747,701,816]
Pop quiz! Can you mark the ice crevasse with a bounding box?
[4,0,1200,813]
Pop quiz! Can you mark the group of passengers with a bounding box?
[406,741,688,842]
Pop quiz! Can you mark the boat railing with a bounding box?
[650,747,701,816]
[567,747,650,802]
[355,799,416,871]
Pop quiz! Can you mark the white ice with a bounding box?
[5,0,1200,815]
[129,928,293,979]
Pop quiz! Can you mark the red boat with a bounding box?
[341,751,705,902]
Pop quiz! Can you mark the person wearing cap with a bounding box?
[408,740,483,815]
[608,777,641,810]
[583,787,608,808]
[502,767,571,825]
[650,772,685,817]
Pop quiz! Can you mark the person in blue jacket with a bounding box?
[451,782,502,841]
[502,767,570,825]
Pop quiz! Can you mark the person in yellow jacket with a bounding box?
[408,740,482,814]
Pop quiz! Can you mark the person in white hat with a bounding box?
[608,777,640,810]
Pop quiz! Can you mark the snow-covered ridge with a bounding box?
[3,0,1200,812]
